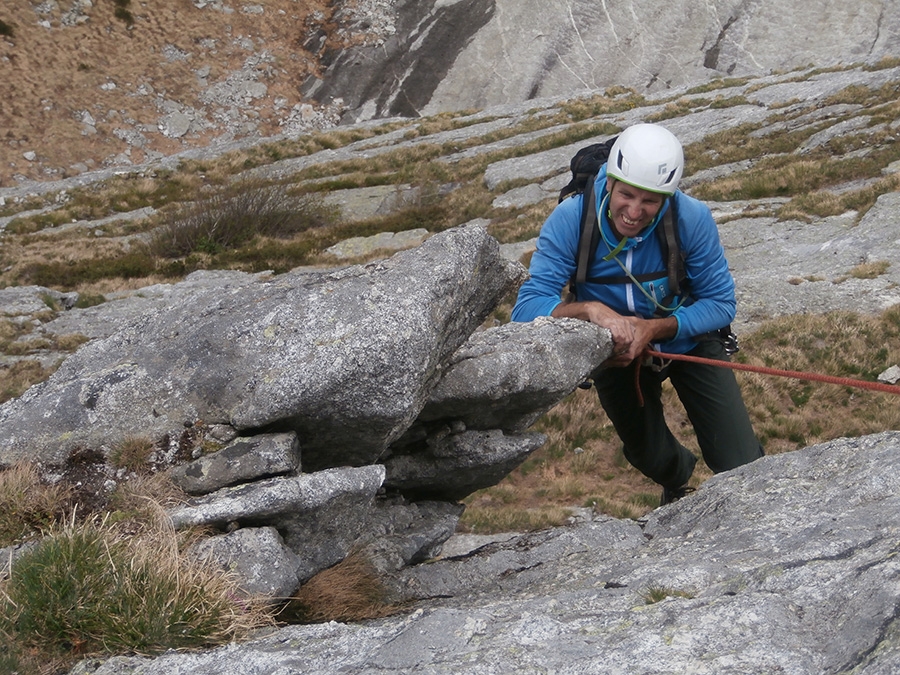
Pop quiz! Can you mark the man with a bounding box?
[512,123,763,505]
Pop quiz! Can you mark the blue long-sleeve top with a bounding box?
[511,166,736,355]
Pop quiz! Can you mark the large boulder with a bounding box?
[416,317,612,432]
[1,223,626,604]
[0,223,527,470]
[0,208,626,602]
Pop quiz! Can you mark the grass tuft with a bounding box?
[150,180,336,258]
[847,260,890,280]
[640,585,695,605]
[0,519,269,660]
[113,0,134,26]
[109,436,157,475]
[279,551,401,624]
[0,463,73,548]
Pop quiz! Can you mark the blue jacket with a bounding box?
[511,166,736,355]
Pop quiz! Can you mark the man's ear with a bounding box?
[606,177,616,194]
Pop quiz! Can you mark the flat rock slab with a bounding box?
[75,431,900,674]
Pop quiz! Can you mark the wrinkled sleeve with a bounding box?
[671,196,736,340]
[511,197,582,322]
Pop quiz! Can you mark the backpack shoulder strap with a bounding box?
[659,198,684,296]
[569,176,601,297]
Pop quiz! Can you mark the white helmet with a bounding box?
[607,123,684,195]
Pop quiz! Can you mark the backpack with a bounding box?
[559,138,687,314]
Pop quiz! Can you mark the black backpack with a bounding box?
[559,138,687,313]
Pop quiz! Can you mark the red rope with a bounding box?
[641,348,900,396]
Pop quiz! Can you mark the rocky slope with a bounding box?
[0,57,898,673]
[1,3,900,673]
[4,62,900,333]
[69,431,900,674]
[3,0,899,186]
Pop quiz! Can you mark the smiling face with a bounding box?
[606,178,666,239]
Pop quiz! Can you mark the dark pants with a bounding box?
[593,337,763,489]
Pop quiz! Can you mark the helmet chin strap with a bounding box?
[603,182,665,244]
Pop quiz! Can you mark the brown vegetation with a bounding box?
[0,0,336,185]
[460,307,900,530]
[280,551,402,624]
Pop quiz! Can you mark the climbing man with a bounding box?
[512,122,763,505]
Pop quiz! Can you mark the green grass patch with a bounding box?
[558,90,646,121]
[0,521,267,663]
[459,504,573,533]
[21,248,162,288]
[684,78,752,95]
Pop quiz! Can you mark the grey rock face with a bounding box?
[168,466,385,532]
[384,429,547,501]
[169,465,386,583]
[0,285,78,318]
[360,498,466,574]
[324,228,430,259]
[304,0,496,121]
[722,190,900,331]
[308,0,900,123]
[169,432,301,495]
[71,432,900,674]
[417,317,612,431]
[0,224,528,469]
[188,527,301,601]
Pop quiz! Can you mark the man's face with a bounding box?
[606,178,665,239]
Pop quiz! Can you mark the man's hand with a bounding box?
[552,300,678,367]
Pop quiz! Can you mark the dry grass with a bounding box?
[0,0,335,185]
[0,469,273,671]
[0,229,152,289]
[846,260,891,280]
[461,306,900,532]
[108,436,157,475]
[640,585,695,604]
[0,318,29,348]
[461,384,691,530]
[1,516,274,667]
[735,308,900,453]
[150,179,336,258]
[105,473,190,521]
[0,462,73,547]
[0,359,57,406]
[279,551,402,624]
